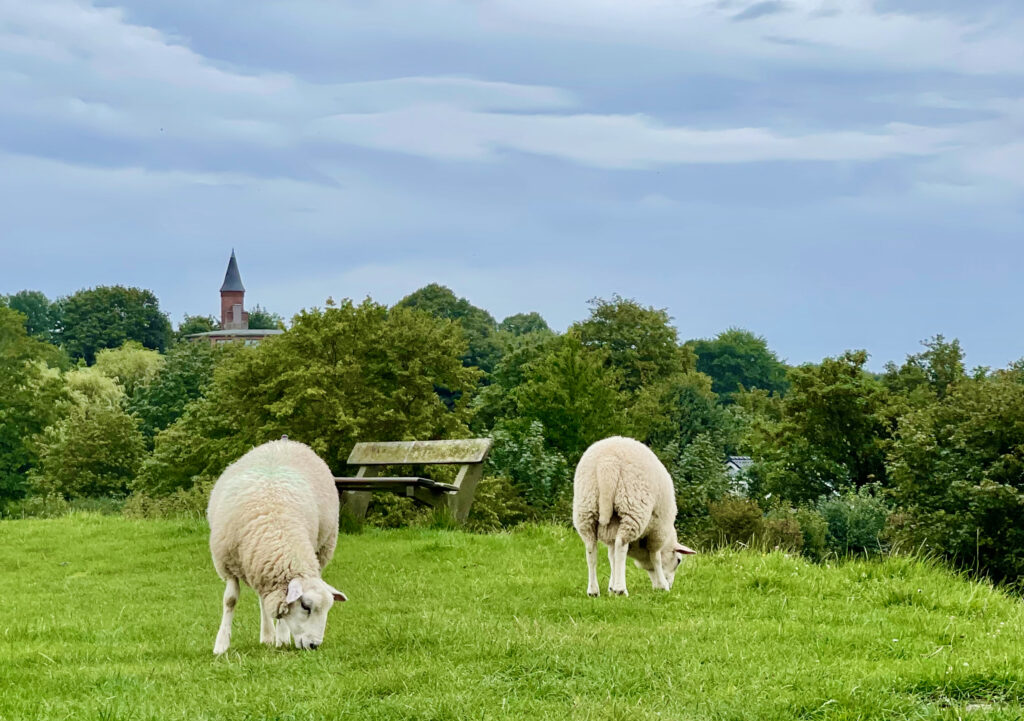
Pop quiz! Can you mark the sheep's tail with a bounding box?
[597,461,617,527]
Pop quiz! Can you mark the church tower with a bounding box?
[219,250,249,330]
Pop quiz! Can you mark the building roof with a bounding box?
[220,250,245,292]
[726,456,753,469]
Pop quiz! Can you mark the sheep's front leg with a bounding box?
[275,613,291,648]
[651,550,670,591]
[583,537,600,597]
[259,596,275,645]
[214,577,239,655]
[610,538,629,596]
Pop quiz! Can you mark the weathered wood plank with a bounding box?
[334,476,460,493]
[346,438,493,465]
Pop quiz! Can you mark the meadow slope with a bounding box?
[3,515,1024,720]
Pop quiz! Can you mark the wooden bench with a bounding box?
[335,438,493,523]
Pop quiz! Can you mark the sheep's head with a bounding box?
[634,538,697,589]
[274,577,347,650]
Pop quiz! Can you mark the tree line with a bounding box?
[3,283,1024,582]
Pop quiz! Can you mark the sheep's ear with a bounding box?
[286,579,303,604]
[675,543,697,555]
[325,583,347,602]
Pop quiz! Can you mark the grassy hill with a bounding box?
[3,515,1024,720]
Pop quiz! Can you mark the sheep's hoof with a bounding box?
[587,589,599,598]
[611,588,628,597]
[213,642,229,655]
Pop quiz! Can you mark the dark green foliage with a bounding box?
[669,433,731,533]
[888,368,1024,581]
[762,510,804,553]
[138,299,478,494]
[628,371,736,454]
[690,328,789,400]
[3,290,61,342]
[486,419,570,508]
[0,306,68,501]
[129,341,218,437]
[176,314,219,338]
[709,497,764,545]
[572,295,694,393]
[499,312,550,337]
[247,304,284,330]
[30,401,146,499]
[817,486,890,555]
[397,284,502,374]
[750,351,892,504]
[466,475,534,532]
[511,333,624,463]
[57,285,173,363]
[883,335,966,402]
[794,507,829,560]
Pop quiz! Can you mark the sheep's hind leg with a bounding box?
[259,596,275,645]
[610,537,629,596]
[214,577,239,655]
[582,536,600,597]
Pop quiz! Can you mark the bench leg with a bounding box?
[448,464,485,523]
[341,490,372,519]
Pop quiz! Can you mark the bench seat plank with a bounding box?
[334,476,459,493]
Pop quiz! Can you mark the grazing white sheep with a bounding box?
[207,438,346,654]
[572,436,696,597]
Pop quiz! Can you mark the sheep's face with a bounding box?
[635,542,697,589]
[278,577,347,650]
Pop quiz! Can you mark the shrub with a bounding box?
[817,486,890,555]
[122,483,211,519]
[709,497,763,546]
[364,494,429,529]
[487,419,570,508]
[795,507,829,560]
[762,508,804,553]
[466,476,534,532]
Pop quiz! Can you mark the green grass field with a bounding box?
[3,515,1024,720]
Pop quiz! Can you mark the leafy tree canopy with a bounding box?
[57,285,173,364]
[499,312,550,337]
[2,290,61,342]
[690,328,789,400]
[396,284,502,374]
[177,314,219,338]
[93,341,165,398]
[572,295,694,394]
[129,341,219,438]
[0,306,68,500]
[247,304,285,330]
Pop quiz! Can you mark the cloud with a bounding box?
[733,1,791,22]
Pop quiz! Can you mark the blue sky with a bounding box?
[1,0,1022,370]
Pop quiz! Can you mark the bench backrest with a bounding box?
[346,438,492,466]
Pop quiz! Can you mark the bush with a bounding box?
[364,494,429,529]
[709,497,763,546]
[817,486,890,555]
[795,507,828,560]
[487,419,570,508]
[122,483,211,519]
[466,476,534,532]
[2,494,125,519]
[669,433,731,533]
[762,509,804,553]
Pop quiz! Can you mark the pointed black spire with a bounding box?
[220,250,245,292]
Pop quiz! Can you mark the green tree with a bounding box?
[690,328,789,400]
[487,418,570,508]
[3,290,61,342]
[93,341,165,398]
[177,314,219,338]
[29,395,146,499]
[499,312,550,337]
[572,295,693,394]
[57,286,173,363]
[247,304,285,330]
[883,335,966,403]
[512,333,624,463]
[129,341,219,437]
[0,307,68,501]
[888,369,1024,581]
[752,351,892,504]
[138,299,479,494]
[396,284,502,374]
